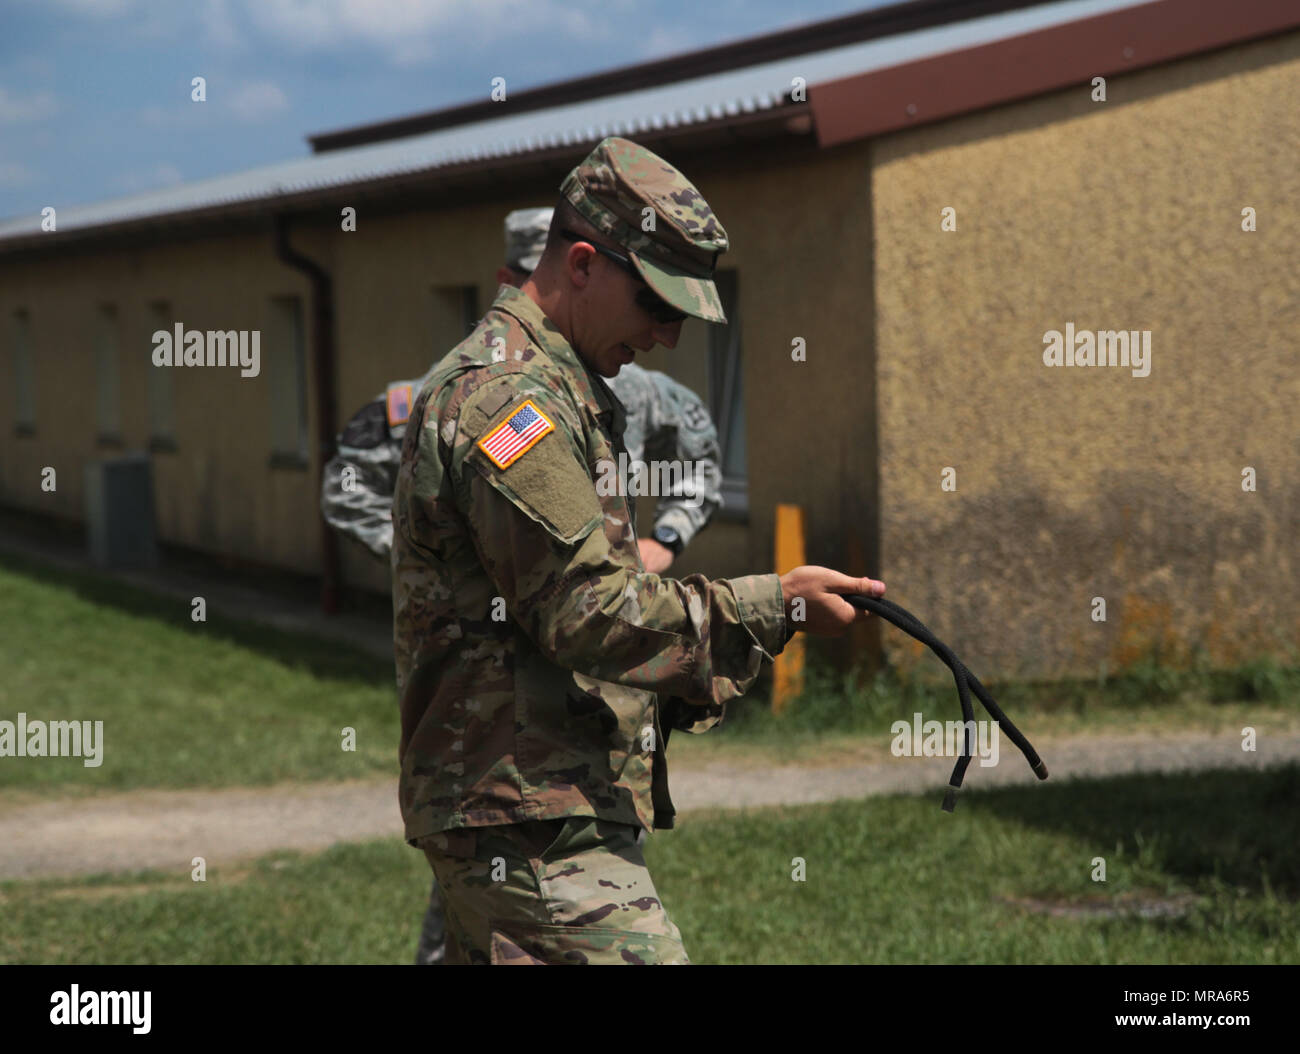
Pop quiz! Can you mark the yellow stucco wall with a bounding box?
[872,31,1299,678]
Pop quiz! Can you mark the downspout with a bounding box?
[273,213,341,615]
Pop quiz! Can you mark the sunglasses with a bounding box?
[559,228,688,325]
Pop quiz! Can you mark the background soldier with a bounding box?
[322,204,729,963]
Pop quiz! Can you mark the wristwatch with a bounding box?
[651,525,684,556]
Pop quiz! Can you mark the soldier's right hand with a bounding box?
[779,566,886,637]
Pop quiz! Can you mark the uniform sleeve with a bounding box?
[320,398,400,559]
[446,378,787,707]
[643,372,723,549]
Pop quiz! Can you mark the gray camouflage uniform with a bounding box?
[607,362,721,548]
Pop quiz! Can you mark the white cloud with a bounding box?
[246,0,460,53]
[115,163,184,193]
[0,88,58,124]
[201,0,243,50]
[243,0,607,67]
[640,26,698,60]
[41,0,240,47]
[228,80,290,122]
[139,102,198,129]
[141,79,288,126]
[0,161,38,189]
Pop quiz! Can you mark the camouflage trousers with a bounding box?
[414,879,446,965]
[419,816,689,964]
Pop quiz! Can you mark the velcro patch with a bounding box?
[386,384,414,427]
[477,399,555,469]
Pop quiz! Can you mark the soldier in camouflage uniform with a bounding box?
[323,205,726,963]
[391,136,885,964]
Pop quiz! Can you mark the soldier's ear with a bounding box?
[566,242,597,288]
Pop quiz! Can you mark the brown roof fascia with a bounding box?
[306,0,1057,152]
[811,0,1300,147]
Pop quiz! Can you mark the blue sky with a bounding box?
[0,0,900,221]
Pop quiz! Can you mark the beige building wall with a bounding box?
[1,233,325,574]
[327,199,498,593]
[871,32,1300,678]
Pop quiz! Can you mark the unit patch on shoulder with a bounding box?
[386,384,414,427]
[477,399,555,469]
[681,400,710,432]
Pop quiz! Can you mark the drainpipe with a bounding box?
[273,213,341,615]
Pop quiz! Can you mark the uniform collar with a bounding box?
[491,283,624,434]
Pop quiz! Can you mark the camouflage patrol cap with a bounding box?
[560,137,729,323]
[504,207,553,273]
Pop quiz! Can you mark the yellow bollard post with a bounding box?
[772,503,806,715]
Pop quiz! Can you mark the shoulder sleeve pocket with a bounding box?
[465,397,603,546]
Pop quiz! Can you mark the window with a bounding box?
[268,296,308,466]
[460,286,480,337]
[147,301,176,451]
[432,285,480,360]
[707,270,746,513]
[12,310,35,436]
[96,305,122,446]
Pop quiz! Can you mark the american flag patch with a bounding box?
[386,384,413,427]
[477,399,554,469]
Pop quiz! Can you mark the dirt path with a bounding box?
[2,731,1295,881]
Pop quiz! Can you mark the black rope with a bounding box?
[845,593,1049,811]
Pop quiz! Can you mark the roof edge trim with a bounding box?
[810,0,1300,146]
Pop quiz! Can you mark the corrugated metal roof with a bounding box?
[0,0,1148,243]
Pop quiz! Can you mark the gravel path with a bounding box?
[2,731,1295,881]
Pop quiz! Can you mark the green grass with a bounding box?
[0,553,398,797]
[2,766,1296,964]
[660,766,1300,964]
[1,550,1296,794]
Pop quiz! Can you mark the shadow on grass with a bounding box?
[0,549,390,689]
[968,763,1300,899]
